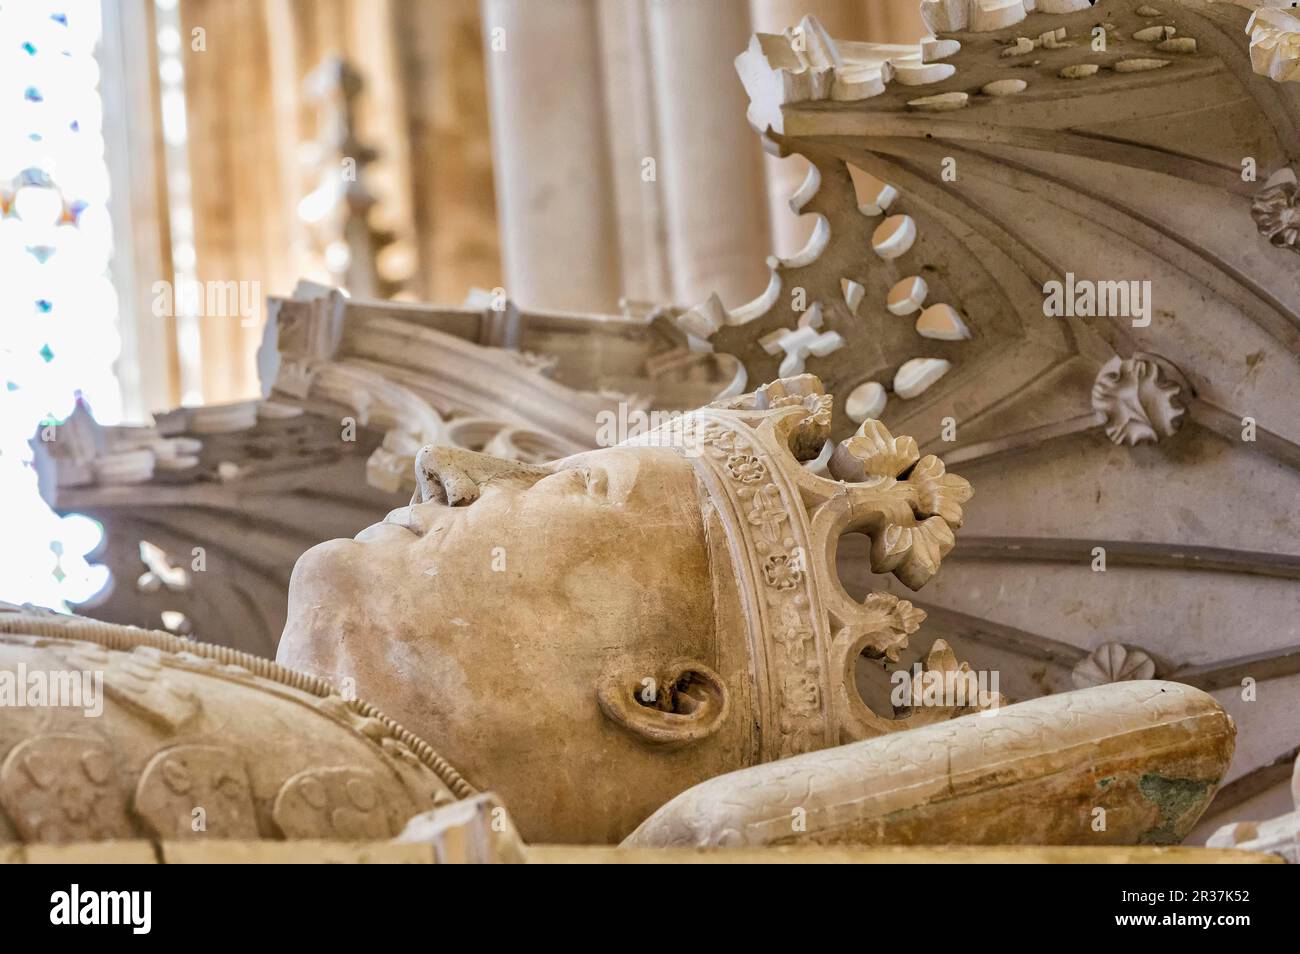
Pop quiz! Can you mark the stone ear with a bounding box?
[596,659,729,750]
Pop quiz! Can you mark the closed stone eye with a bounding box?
[582,468,608,497]
[528,467,608,498]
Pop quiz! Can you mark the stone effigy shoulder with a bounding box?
[0,602,469,843]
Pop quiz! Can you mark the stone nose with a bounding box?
[412,445,549,507]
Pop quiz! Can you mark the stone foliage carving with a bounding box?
[1252,168,1300,252]
[1072,641,1158,689]
[1090,353,1188,446]
[1245,4,1300,83]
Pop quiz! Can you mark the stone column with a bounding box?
[596,1,673,305]
[392,0,502,302]
[645,0,772,309]
[480,0,622,312]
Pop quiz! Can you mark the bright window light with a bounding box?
[0,1,117,609]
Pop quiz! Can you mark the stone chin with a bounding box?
[277,444,756,844]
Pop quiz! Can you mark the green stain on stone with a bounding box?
[1097,776,1115,788]
[1137,774,1211,845]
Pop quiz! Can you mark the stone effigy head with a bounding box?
[279,374,979,843]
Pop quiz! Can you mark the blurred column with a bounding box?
[392,0,501,302]
[100,0,180,415]
[596,1,672,305]
[645,0,772,309]
[181,0,299,402]
[865,0,928,41]
[480,0,621,312]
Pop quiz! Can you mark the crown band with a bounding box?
[627,375,975,758]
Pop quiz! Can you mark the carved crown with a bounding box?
[626,374,977,759]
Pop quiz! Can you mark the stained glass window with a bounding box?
[0,1,116,607]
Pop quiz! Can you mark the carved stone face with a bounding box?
[279,444,749,844]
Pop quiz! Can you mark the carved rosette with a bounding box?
[1247,7,1300,85]
[1071,641,1156,690]
[1090,353,1188,446]
[1252,168,1300,252]
[629,374,979,758]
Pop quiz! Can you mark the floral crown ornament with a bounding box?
[625,374,982,760]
